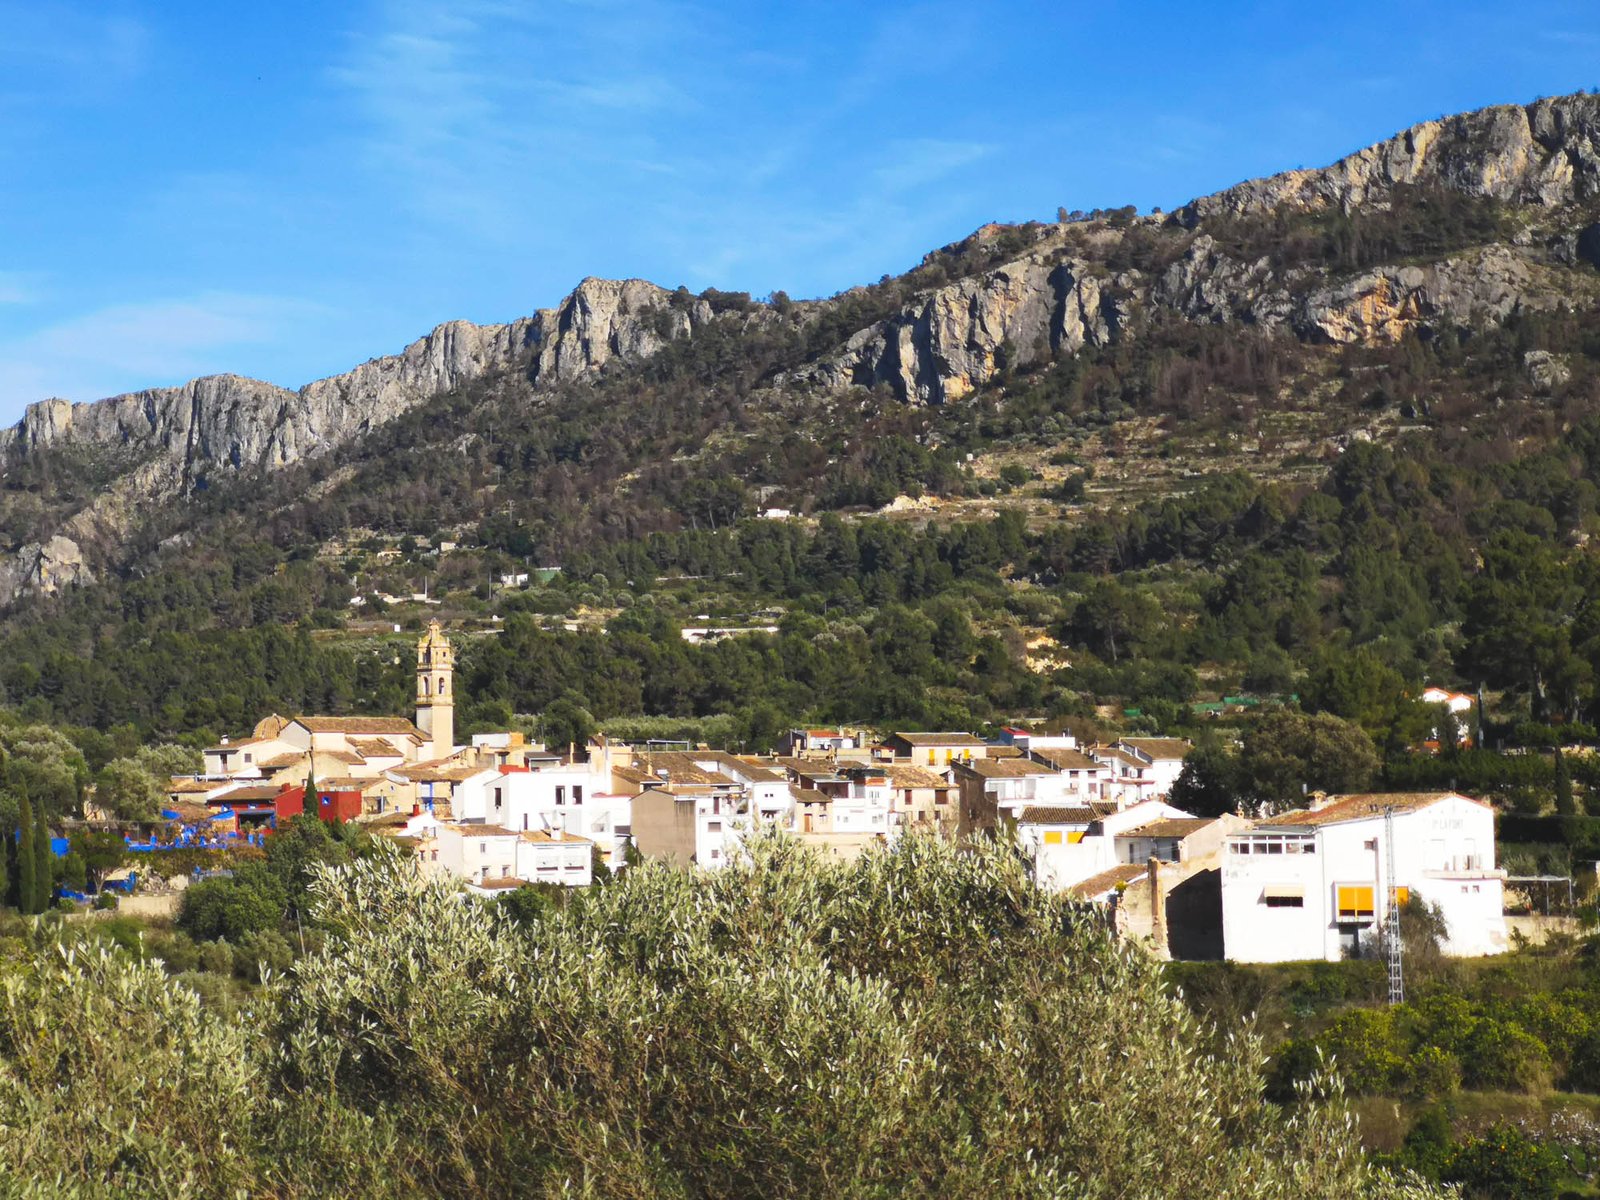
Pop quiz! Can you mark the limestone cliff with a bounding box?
[1180,93,1600,221]
[6,91,1600,602]
[791,253,1124,404]
[0,278,706,601]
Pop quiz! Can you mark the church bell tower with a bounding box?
[416,620,455,759]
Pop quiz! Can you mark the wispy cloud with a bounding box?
[328,0,694,230]
[0,272,40,306]
[0,292,326,411]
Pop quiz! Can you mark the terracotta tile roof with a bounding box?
[793,788,832,805]
[214,785,287,803]
[1118,817,1216,840]
[442,822,520,838]
[207,736,274,751]
[166,778,216,794]
[350,737,402,757]
[882,765,951,789]
[316,776,386,790]
[1260,792,1478,828]
[257,753,306,770]
[889,732,989,747]
[638,753,743,787]
[396,762,478,783]
[520,829,592,844]
[319,749,367,765]
[473,877,527,890]
[1118,738,1193,761]
[163,802,217,823]
[296,716,426,738]
[1030,747,1104,771]
[960,758,1060,779]
[1093,747,1149,770]
[1068,863,1147,901]
[1016,804,1113,825]
[611,765,658,786]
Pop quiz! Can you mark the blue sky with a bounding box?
[0,0,1596,418]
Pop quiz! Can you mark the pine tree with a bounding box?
[16,794,36,915]
[33,805,52,911]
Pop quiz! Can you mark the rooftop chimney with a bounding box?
[1307,791,1330,812]
[1148,857,1169,961]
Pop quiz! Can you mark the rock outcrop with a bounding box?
[0,277,706,603]
[1180,93,1600,221]
[0,536,93,601]
[791,254,1123,404]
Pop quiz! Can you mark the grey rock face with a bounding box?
[0,277,698,603]
[792,254,1119,404]
[0,536,93,601]
[1180,94,1600,221]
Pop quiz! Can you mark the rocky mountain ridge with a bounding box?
[0,279,708,599]
[5,90,1600,604]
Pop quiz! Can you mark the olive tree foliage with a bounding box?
[276,833,1445,1200]
[0,944,261,1198]
[0,834,1448,1198]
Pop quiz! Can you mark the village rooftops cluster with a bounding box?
[155,625,1510,964]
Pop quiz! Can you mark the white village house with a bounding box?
[1221,791,1507,963]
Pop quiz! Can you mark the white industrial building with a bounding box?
[1221,792,1506,962]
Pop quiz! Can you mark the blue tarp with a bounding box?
[49,836,69,858]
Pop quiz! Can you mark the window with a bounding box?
[431,849,438,861]
[1336,885,1375,920]
[1265,895,1304,908]
[439,677,447,695]
[707,821,722,833]
[709,848,720,860]
[573,785,583,804]
[1395,887,1411,906]
[1043,831,1063,846]
[555,786,565,805]
[501,865,510,877]
[244,753,253,763]
[480,843,487,856]
[1068,832,1085,844]
[493,787,503,810]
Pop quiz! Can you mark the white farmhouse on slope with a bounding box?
[1221,792,1506,963]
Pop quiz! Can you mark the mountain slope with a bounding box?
[3,91,1600,611]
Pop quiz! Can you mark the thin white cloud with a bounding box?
[0,272,39,305]
[0,292,326,412]
[871,139,993,194]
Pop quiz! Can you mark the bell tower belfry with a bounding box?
[416,620,455,759]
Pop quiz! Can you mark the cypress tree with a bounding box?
[33,805,52,911]
[1555,749,1576,817]
[16,794,35,915]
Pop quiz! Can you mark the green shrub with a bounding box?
[1444,1123,1564,1200]
[1462,1020,1554,1093]
[198,939,234,976]
[1404,1046,1462,1101]
[1320,1009,1407,1094]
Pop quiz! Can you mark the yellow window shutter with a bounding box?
[1336,886,1375,917]
[1395,886,1410,906]
[1043,831,1063,845]
[1067,831,1085,844]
